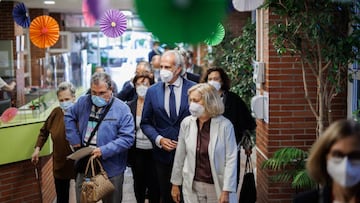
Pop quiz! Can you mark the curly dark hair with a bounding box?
[201,67,231,91]
[132,73,155,87]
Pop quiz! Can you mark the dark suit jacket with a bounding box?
[117,80,136,102]
[186,72,200,83]
[223,91,256,144]
[140,78,196,164]
[293,186,331,203]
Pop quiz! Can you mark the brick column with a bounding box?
[255,8,347,202]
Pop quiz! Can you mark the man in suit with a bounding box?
[141,50,196,203]
[186,51,203,76]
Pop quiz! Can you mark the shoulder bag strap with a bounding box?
[85,98,114,146]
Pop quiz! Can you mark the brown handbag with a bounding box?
[80,156,115,203]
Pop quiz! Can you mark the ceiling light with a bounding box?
[44,1,55,5]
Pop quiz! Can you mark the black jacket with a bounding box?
[222,91,256,144]
[293,186,331,203]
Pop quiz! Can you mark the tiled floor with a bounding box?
[65,148,256,203]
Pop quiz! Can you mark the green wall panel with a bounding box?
[0,122,52,165]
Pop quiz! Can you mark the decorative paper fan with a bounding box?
[12,2,30,28]
[204,23,225,46]
[0,107,18,123]
[29,15,59,49]
[135,0,227,44]
[87,0,101,19]
[99,9,127,38]
[82,0,96,26]
[86,0,109,20]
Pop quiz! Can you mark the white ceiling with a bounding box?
[8,0,134,14]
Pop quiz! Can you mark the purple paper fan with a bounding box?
[99,9,127,38]
[12,2,30,28]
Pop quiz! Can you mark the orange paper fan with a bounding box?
[29,15,59,48]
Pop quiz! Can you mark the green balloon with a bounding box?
[135,0,227,44]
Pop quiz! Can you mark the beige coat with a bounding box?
[171,115,238,203]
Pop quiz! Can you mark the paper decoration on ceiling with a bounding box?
[29,15,59,49]
[82,0,96,26]
[99,9,127,38]
[135,0,227,44]
[0,107,18,123]
[12,2,31,28]
[232,0,264,11]
[204,23,225,46]
[85,0,109,20]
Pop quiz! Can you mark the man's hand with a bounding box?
[171,184,181,203]
[91,147,102,158]
[160,138,177,152]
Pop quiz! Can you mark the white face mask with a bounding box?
[327,156,360,187]
[160,69,174,83]
[136,85,148,98]
[189,102,205,118]
[208,80,221,91]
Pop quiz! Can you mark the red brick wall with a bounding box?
[255,8,347,202]
[225,10,251,37]
[0,156,55,203]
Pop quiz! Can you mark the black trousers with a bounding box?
[155,160,176,203]
[54,178,70,203]
[131,148,160,203]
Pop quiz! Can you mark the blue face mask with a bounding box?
[59,101,73,110]
[91,95,107,107]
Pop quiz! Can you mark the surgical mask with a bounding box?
[136,85,148,98]
[59,101,73,110]
[208,80,221,91]
[189,102,205,117]
[327,156,360,187]
[91,95,107,107]
[160,69,174,83]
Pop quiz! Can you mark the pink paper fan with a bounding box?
[82,0,96,26]
[99,9,127,38]
[0,107,18,123]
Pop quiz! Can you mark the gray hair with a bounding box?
[165,50,185,70]
[91,72,112,89]
[188,83,224,117]
[56,81,76,97]
[136,61,151,72]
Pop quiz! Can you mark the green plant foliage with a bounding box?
[262,147,315,189]
[209,19,256,106]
